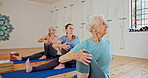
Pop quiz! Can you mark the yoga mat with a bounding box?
[0,68,76,78]
[11,58,55,64]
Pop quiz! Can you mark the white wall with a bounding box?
[107,0,148,59]
[0,0,51,49]
[0,0,147,58]
[49,0,92,41]
[48,0,148,58]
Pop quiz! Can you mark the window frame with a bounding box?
[130,0,148,32]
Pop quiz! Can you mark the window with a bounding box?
[130,0,148,32]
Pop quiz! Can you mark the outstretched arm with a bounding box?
[59,49,92,65]
[37,35,51,45]
[52,40,70,51]
[37,35,47,43]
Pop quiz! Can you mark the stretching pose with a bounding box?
[13,27,59,61]
[25,23,80,72]
[59,14,112,78]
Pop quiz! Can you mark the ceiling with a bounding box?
[29,0,59,5]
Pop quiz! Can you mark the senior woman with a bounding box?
[59,14,112,78]
[13,27,59,61]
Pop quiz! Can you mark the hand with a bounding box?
[73,49,92,65]
[39,55,46,60]
[43,40,50,45]
[62,43,70,51]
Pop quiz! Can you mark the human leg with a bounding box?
[44,44,58,58]
[31,58,60,72]
[22,51,44,60]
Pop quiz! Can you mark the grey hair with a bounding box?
[87,14,104,32]
[49,26,56,31]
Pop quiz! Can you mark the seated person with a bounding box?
[25,23,80,72]
[59,14,112,78]
[13,27,59,61]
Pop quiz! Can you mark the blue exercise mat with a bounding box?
[11,58,55,64]
[0,68,76,78]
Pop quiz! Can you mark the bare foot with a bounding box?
[54,64,65,70]
[12,55,22,61]
[25,59,33,73]
[39,55,46,60]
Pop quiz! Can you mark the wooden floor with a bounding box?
[0,47,44,60]
[0,48,148,78]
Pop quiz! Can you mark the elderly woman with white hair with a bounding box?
[59,14,112,78]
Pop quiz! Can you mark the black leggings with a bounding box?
[44,44,57,57]
[32,49,76,72]
[22,44,58,60]
[32,58,76,72]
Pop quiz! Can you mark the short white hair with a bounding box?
[87,14,104,32]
